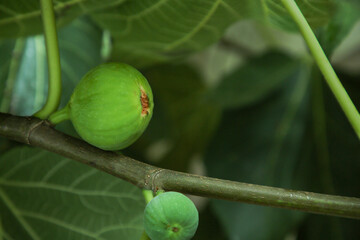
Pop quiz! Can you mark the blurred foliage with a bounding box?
[90,0,335,67]
[0,0,127,38]
[319,0,360,56]
[207,51,299,109]
[205,59,311,239]
[1,0,360,239]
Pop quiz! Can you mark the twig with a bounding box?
[0,113,359,219]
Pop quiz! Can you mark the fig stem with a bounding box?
[156,190,165,196]
[141,190,154,240]
[34,0,62,119]
[140,190,153,240]
[142,190,153,204]
[281,0,360,140]
[48,106,70,125]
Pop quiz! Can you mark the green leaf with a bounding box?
[0,40,17,112]
[324,74,360,198]
[331,21,360,75]
[344,0,360,9]
[91,0,335,67]
[195,204,227,240]
[295,70,360,240]
[0,0,127,39]
[298,214,357,240]
[9,18,102,119]
[0,39,23,154]
[0,146,145,240]
[263,0,336,31]
[208,51,298,110]
[320,1,360,56]
[204,63,311,239]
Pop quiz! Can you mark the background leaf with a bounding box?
[263,0,335,30]
[319,0,360,56]
[332,20,360,75]
[0,0,127,39]
[8,18,102,120]
[207,51,299,109]
[0,39,23,154]
[0,147,145,240]
[295,69,360,239]
[204,57,311,239]
[0,40,16,105]
[91,0,335,67]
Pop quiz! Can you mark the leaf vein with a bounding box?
[0,181,139,200]
[164,0,222,51]
[0,188,40,240]
[20,211,103,240]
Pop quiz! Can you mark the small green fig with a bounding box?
[143,192,199,240]
[49,63,154,150]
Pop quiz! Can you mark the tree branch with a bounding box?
[0,113,359,219]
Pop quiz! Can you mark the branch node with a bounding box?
[144,168,165,193]
[27,119,49,145]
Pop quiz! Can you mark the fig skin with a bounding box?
[144,192,199,240]
[67,63,153,150]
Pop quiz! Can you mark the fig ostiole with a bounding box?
[143,191,199,240]
[48,63,154,150]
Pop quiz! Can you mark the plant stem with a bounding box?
[1,113,360,219]
[142,190,153,204]
[281,0,360,140]
[0,38,26,113]
[140,190,153,240]
[48,106,70,125]
[34,0,62,119]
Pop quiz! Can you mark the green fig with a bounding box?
[49,63,154,150]
[144,192,199,240]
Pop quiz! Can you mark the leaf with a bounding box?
[0,39,22,155]
[0,40,17,111]
[0,0,127,38]
[263,0,335,31]
[331,20,360,75]
[319,1,360,57]
[204,63,311,239]
[295,70,360,239]
[9,17,102,119]
[91,0,335,67]
[188,38,243,88]
[344,0,360,9]
[222,20,309,57]
[298,214,358,240]
[188,20,309,90]
[207,51,298,110]
[0,146,145,240]
[324,73,360,198]
[195,204,228,240]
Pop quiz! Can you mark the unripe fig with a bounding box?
[49,63,154,150]
[144,192,199,240]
